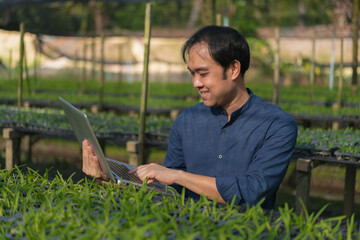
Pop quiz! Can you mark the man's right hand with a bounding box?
[82,140,109,181]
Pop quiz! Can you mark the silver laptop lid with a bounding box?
[59,97,116,182]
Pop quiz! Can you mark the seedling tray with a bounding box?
[334,150,360,162]
[312,146,338,157]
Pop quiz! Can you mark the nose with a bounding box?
[192,76,203,89]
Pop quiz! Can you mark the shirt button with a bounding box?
[218,154,223,159]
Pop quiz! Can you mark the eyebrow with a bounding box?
[187,66,209,72]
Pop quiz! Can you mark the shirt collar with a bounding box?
[211,88,254,120]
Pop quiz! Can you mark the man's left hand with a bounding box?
[129,163,178,185]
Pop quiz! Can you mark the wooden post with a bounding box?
[138,3,152,165]
[351,0,358,95]
[170,109,180,120]
[272,27,280,105]
[18,22,24,107]
[98,34,105,111]
[295,158,312,214]
[3,128,21,170]
[343,164,357,218]
[22,135,32,163]
[126,141,140,166]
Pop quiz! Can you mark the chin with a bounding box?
[202,101,215,107]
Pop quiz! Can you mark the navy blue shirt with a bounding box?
[163,89,297,209]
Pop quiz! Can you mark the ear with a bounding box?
[230,60,241,80]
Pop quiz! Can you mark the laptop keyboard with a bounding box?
[107,160,143,184]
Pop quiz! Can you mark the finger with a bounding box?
[82,140,89,172]
[137,169,154,182]
[82,140,87,158]
[92,155,108,179]
[147,178,155,184]
[87,143,95,156]
[92,155,102,176]
[128,167,137,174]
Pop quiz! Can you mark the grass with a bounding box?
[1,136,359,219]
[0,165,359,239]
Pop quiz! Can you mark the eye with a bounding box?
[200,72,208,77]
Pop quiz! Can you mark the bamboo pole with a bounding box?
[226,0,232,26]
[118,44,122,81]
[309,33,316,105]
[138,2,152,165]
[201,0,215,25]
[24,41,31,94]
[91,37,96,80]
[98,34,105,111]
[73,50,78,80]
[351,0,359,95]
[216,13,222,26]
[329,34,335,90]
[0,61,3,80]
[8,49,12,81]
[272,27,280,105]
[37,39,42,80]
[212,0,216,25]
[34,40,38,83]
[81,41,87,94]
[337,38,344,108]
[18,22,24,107]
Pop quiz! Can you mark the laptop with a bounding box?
[59,97,172,194]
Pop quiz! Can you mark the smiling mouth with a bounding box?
[199,91,208,99]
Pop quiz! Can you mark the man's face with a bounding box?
[187,43,237,109]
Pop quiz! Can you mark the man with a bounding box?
[82,26,297,209]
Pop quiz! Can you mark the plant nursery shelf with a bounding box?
[294,155,359,219]
[293,113,360,129]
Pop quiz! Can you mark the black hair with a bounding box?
[182,25,250,77]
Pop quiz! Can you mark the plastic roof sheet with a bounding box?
[0,0,178,8]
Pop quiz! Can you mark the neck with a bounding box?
[224,86,249,121]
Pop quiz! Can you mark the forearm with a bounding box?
[174,170,225,204]
[134,163,226,204]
